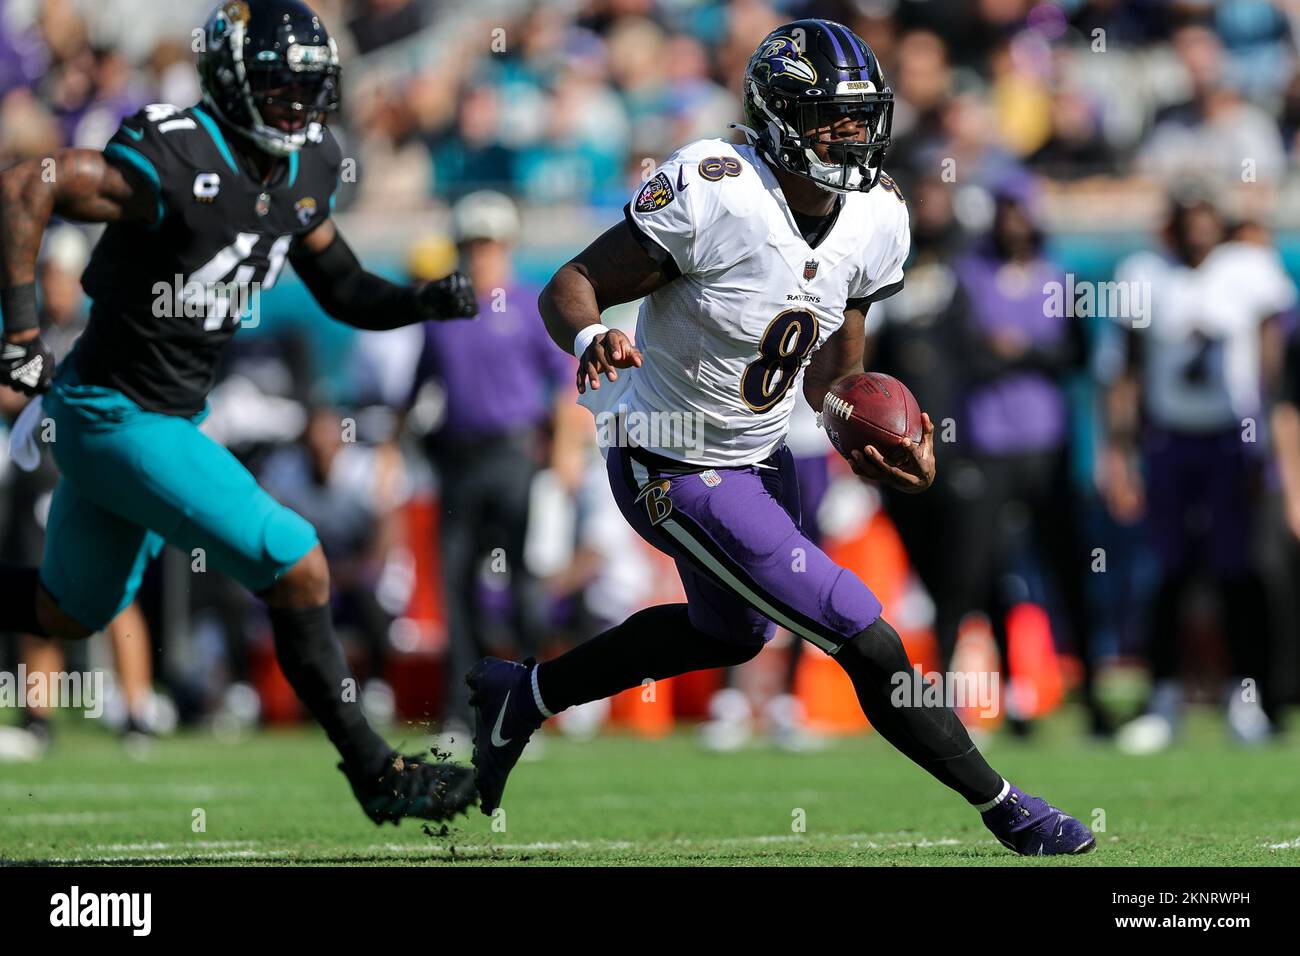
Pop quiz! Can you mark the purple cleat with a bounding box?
[982,785,1097,856]
[466,657,543,815]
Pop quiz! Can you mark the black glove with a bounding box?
[416,272,479,321]
[0,336,55,395]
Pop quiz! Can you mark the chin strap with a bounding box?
[728,122,760,145]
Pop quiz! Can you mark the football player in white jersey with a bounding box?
[1104,191,1296,753]
[467,19,1095,855]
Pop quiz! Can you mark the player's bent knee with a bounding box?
[262,544,330,608]
[35,587,95,641]
[822,567,884,646]
[838,616,912,677]
[719,640,764,667]
[286,546,330,601]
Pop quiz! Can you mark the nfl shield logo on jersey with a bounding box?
[803,259,819,280]
[699,469,722,487]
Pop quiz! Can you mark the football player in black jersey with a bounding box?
[0,0,479,824]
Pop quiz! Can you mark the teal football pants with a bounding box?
[38,360,318,630]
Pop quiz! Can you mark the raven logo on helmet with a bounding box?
[740,19,893,195]
[755,36,817,85]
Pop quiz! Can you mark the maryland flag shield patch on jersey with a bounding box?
[635,172,675,213]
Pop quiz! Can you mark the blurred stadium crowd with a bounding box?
[3,0,1300,757]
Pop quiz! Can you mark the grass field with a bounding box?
[2,710,1298,866]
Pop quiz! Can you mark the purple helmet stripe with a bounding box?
[819,20,850,75]
[835,22,867,68]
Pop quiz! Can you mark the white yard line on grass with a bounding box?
[22,832,976,864]
[3,811,137,825]
[0,782,250,800]
[1263,837,1300,849]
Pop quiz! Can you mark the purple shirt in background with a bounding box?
[954,251,1070,456]
[413,282,574,443]
[0,16,46,93]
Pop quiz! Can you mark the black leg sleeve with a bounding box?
[268,604,390,774]
[836,616,1003,804]
[0,563,47,636]
[538,604,762,713]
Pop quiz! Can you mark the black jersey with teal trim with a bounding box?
[78,103,341,416]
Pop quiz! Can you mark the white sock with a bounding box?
[973,779,1011,812]
[530,664,554,720]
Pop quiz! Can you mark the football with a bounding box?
[821,372,924,467]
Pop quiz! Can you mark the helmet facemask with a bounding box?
[202,5,341,158]
[747,80,893,193]
[244,57,340,155]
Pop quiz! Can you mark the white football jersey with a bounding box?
[1115,240,1296,432]
[580,138,910,467]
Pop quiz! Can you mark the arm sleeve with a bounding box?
[290,231,425,331]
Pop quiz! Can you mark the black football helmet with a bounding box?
[742,19,893,193]
[198,0,341,157]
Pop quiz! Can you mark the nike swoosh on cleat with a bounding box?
[491,691,512,747]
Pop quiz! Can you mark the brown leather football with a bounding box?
[821,372,923,466]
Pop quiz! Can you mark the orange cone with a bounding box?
[1005,602,1063,720]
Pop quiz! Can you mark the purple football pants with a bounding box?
[1144,426,1257,577]
[606,443,882,652]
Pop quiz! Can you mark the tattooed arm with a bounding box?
[0,150,155,391]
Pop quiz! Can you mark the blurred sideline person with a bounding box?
[1104,190,1294,752]
[865,174,968,673]
[407,191,574,733]
[539,400,651,741]
[939,177,1104,736]
[1271,323,1300,716]
[259,404,412,708]
[0,227,154,758]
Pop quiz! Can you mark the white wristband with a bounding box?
[573,323,611,358]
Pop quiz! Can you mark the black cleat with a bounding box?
[466,658,541,816]
[340,751,478,826]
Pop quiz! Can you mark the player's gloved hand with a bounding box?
[577,328,642,394]
[416,271,479,321]
[849,411,936,494]
[0,333,56,396]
